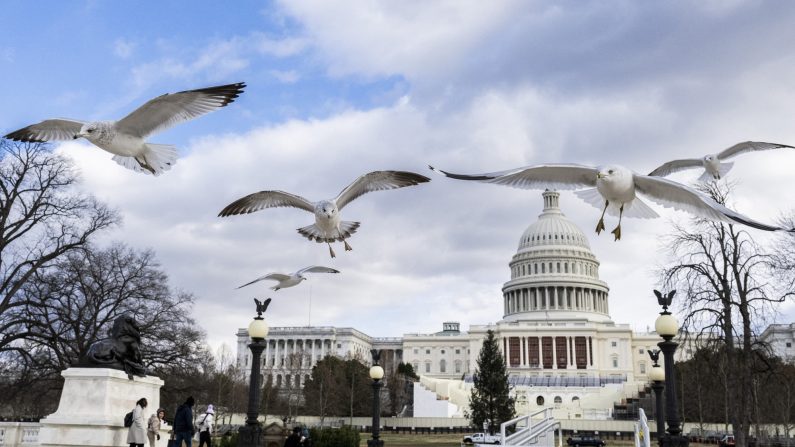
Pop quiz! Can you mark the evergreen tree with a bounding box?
[469,329,515,434]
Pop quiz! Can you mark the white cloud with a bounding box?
[113,38,135,59]
[277,0,520,80]
[269,69,300,84]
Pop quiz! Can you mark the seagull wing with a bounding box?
[297,265,341,275]
[4,119,86,142]
[237,273,290,289]
[634,174,788,232]
[429,164,598,190]
[218,191,314,217]
[334,170,430,210]
[647,158,703,177]
[115,82,246,138]
[716,141,794,160]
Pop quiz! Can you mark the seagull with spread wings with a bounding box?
[4,82,245,175]
[218,170,431,257]
[237,265,340,291]
[648,141,793,181]
[429,163,793,240]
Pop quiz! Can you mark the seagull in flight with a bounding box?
[4,82,246,175]
[429,163,793,240]
[218,170,431,257]
[648,141,793,181]
[237,266,340,291]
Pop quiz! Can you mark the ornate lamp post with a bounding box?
[653,290,689,447]
[238,298,271,447]
[368,349,385,447]
[647,349,665,444]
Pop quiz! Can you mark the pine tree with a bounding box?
[469,329,515,435]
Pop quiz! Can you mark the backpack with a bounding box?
[123,411,133,428]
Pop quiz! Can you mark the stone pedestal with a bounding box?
[39,367,164,447]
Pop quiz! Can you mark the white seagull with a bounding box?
[218,170,431,257]
[429,163,793,240]
[648,141,794,181]
[4,82,246,175]
[237,266,340,291]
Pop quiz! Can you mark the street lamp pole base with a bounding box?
[659,434,689,447]
[367,439,384,447]
[237,424,264,447]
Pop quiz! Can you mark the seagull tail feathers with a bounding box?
[297,221,361,243]
[144,144,178,175]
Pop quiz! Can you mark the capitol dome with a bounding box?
[502,190,611,323]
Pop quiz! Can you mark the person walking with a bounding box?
[197,404,215,447]
[147,408,165,447]
[284,426,303,447]
[172,396,195,447]
[127,397,148,447]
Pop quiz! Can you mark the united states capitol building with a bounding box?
[236,190,795,420]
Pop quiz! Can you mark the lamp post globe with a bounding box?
[649,365,665,382]
[370,365,384,381]
[248,317,269,339]
[655,314,678,338]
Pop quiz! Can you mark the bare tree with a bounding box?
[660,181,788,446]
[21,243,204,372]
[0,141,117,356]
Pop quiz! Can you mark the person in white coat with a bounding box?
[127,397,148,447]
[197,404,215,447]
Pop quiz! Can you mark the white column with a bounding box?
[586,337,591,369]
[311,339,316,366]
[538,338,543,368]
[552,337,557,369]
[571,337,577,367]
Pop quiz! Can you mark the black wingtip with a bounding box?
[428,165,495,181]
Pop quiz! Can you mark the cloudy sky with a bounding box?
[3,0,795,352]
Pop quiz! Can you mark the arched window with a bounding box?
[554,396,562,405]
[425,361,431,373]
[572,396,580,404]
[413,362,419,372]
[455,360,462,374]
[541,264,546,273]
[440,359,447,373]
[534,264,538,274]
[536,396,545,406]
[276,374,282,387]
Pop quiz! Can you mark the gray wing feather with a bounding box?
[297,266,341,275]
[429,164,598,190]
[236,273,290,289]
[335,170,430,210]
[116,82,245,138]
[717,141,794,160]
[4,119,85,142]
[218,191,314,217]
[634,174,786,232]
[647,158,703,177]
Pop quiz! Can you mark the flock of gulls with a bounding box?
[4,82,794,293]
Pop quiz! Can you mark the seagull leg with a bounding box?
[611,204,624,241]
[327,242,336,258]
[596,200,609,234]
[135,157,156,175]
[343,239,353,251]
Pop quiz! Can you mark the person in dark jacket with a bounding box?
[284,426,303,447]
[173,396,195,447]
